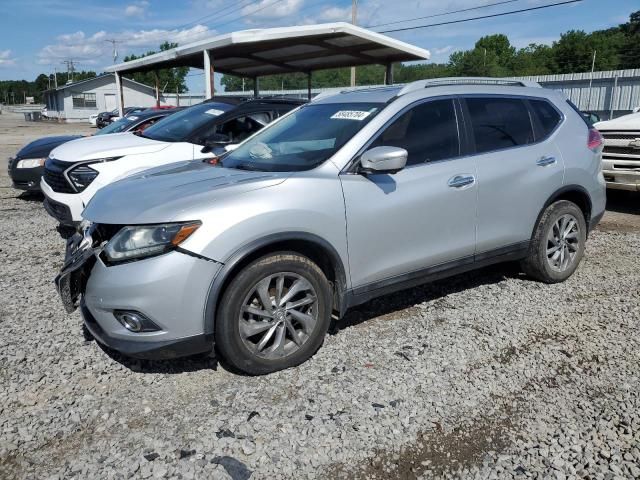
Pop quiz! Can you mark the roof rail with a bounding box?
[397,77,542,96]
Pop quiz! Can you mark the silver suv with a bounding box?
[56,78,606,375]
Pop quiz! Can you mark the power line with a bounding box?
[367,0,522,29]
[173,0,257,31]
[202,0,288,33]
[379,0,583,33]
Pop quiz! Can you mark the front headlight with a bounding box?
[68,165,99,191]
[16,158,46,169]
[67,157,121,192]
[103,222,201,263]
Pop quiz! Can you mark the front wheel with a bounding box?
[215,252,332,375]
[521,200,587,283]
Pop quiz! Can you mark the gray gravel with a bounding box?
[1,112,639,479]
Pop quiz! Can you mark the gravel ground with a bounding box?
[1,112,639,479]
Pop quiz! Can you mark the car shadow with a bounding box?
[85,262,523,375]
[17,191,44,202]
[330,261,523,334]
[606,190,640,215]
[56,224,76,240]
[82,324,220,374]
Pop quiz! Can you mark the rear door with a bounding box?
[462,96,564,254]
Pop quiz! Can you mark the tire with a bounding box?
[521,200,587,283]
[215,252,332,375]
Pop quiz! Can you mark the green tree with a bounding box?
[123,42,189,93]
[449,34,516,77]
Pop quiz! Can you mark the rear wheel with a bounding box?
[521,200,587,283]
[215,252,332,375]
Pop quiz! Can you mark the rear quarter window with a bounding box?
[530,99,562,138]
[464,97,534,154]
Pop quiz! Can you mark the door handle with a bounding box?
[448,174,475,188]
[537,155,557,167]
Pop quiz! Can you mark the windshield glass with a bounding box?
[141,102,234,142]
[94,117,136,135]
[221,103,383,172]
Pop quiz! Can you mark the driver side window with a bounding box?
[206,112,273,144]
[369,99,460,166]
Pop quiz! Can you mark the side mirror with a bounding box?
[201,134,233,153]
[359,146,407,174]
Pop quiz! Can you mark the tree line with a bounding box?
[221,10,640,91]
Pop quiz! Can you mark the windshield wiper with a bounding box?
[232,163,263,171]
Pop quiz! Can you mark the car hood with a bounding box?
[595,112,640,131]
[16,135,83,159]
[49,132,169,163]
[83,160,291,224]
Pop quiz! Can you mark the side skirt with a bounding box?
[343,241,529,311]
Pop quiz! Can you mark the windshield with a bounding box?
[141,102,234,142]
[94,116,136,135]
[221,103,383,172]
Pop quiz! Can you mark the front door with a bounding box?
[104,94,116,112]
[341,98,478,289]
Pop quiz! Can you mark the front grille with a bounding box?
[603,146,640,156]
[599,131,640,141]
[43,158,74,193]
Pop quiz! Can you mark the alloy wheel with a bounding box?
[546,213,580,272]
[238,272,318,359]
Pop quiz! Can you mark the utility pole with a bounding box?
[53,67,58,89]
[350,0,357,87]
[587,50,596,110]
[104,39,119,63]
[62,60,75,83]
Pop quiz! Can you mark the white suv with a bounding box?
[42,98,302,225]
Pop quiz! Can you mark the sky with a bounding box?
[0,0,637,93]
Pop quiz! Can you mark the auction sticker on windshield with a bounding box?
[206,108,225,116]
[330,110,372,121]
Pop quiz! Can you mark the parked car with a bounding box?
[581,111,601,125]
[42,98,303,225]
[96,107,146,128]
[9,109,179,193]
[595,112,640,191]
[89,113,100,127]
[55,78,605,375]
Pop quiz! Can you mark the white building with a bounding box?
[43,74,204,122]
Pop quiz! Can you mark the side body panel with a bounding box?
[340,159,478,288]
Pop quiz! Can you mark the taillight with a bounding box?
[588,128,603,151]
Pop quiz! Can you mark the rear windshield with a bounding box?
[221,102,383,172]
[141,102,234,142]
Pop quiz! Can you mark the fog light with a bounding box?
[113,311,160,333]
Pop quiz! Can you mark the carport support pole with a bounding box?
[154,71,160,107]
[385,63,394,85]
[307,72,312,100]
[115,71,124,117]
[204,49,213,99]
[253,77,259,98]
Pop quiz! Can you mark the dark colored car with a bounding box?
[96,106,146,128]
[9,109,180,193]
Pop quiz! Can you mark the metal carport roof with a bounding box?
[104,23,430,77]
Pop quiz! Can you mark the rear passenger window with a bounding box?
[370,99,459,166]
[530,99,561,138]
[465,97,534,153]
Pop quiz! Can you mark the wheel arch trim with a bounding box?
[202,232,348,335]
[532,184,593,240]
